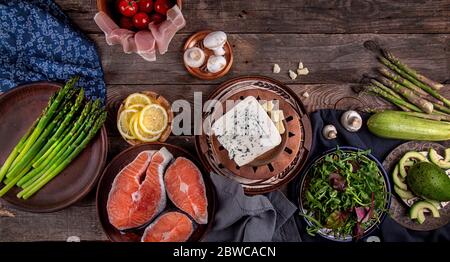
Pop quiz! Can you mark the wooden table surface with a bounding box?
[1,0,449,241]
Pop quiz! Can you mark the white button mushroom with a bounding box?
[183,47,206,68]
[203,31,227,56]
[323,124,337,140]
[207,55,227,73]
[341,110,363,132]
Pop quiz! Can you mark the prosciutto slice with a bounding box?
[94,12,119,45]
[149,5,186,55]
[135,30,157,61]
[94,5,185,60]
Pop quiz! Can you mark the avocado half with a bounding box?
[407,162,450,202]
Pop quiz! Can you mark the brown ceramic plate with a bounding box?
[183,30,233,80]
[383,141,450,231]
[96,142,215,242]
[117,91,173,145]
[0,82,108,212]
[195,76,312,194]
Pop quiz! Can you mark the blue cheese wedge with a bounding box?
[212,96,282,167]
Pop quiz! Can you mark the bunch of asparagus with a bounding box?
[357,41,450,122]
[0,77,106,199]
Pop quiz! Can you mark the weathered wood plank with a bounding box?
[56,0,450,34]
[92,33,449,85]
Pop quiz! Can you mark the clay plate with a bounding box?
[117,91,173,145]
[183,30,233,80]
[195,76,312,194]
[96,142,216,242]
[383,141,450,231]
[0,82,108,212]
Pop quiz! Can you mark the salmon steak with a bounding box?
[141,211,194,242]
[164,157,208,224]
[107,148,173,230]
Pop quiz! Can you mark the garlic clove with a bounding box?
[297,67,309,75]
[340,110,363,132]
[207,55,227,73]
[298,61,304,69]
[302,91,310,98]
[323,124,337,140]
[273,63,281,74]
[184,47,206,68]
[289,70,298,80]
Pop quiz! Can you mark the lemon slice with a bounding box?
[128,104,146,111]
[129,113,139,139]
[133,115,162,142]
[118,109,138,139]
[139,104,168,135]
[124,93,151,109]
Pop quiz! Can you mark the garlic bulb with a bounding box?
[341,110,362,132]
[184,47,206,68]
[207,55,227,73]
[323,125,337,140]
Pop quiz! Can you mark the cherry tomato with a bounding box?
[132,12,150,30]
[150,13,166,25]
[154,0,174,15]
[138,0,153,13]
[117,0,138,17]
[119,16,134,30]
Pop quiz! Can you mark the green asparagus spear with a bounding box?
[382,50,444,91]
[31,89,85,165]
[364,84,422,112]
[378,67,429,97]
[21,112,106,199]
[32,100,97,169]
[18,111,98,196]
[378,57,450,107]
[6,77,78,173]
[375,77,434,114]
[4,105,67,180]
[18,101,94,188]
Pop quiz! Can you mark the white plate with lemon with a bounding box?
[117,92,173,145]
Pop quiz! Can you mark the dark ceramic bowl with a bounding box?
[298,146,392,242]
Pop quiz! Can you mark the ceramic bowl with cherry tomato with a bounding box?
[97,0,181,32]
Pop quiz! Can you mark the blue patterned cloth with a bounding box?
[0,0,106,100]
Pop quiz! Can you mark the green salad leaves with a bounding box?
[301,148,387,239]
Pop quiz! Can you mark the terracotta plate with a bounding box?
[383,141,450,231]
[0,82,108,212]
[195,76,312,194]
[96,142,216,242]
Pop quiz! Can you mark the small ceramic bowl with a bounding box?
[117,91,173,145]
[183,30,234,80]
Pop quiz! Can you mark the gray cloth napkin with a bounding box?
[204,173,301,242]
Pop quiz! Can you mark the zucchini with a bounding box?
[367,111,450,141]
